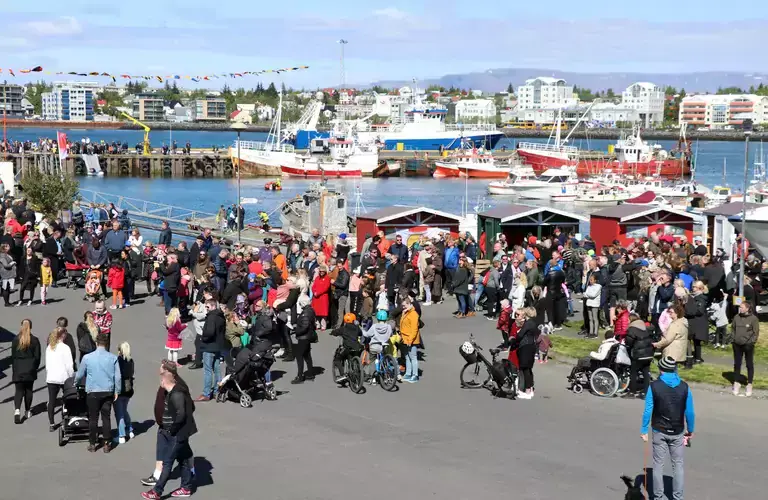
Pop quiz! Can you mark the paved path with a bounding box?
[0,287,765,500]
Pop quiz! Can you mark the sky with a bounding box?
[2,1,768,90]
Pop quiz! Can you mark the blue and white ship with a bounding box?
[289,86,504,151]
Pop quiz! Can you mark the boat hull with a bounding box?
[433,163,460,178]
[517,149,690,177]
[280,164,362,178]
[291,130,504,151]
[458,166,509,179]
[230,147,285,176]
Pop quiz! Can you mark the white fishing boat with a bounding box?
[487,167,538,195]
[433,143,509,179]
[489,166,579,199]
[574,186,632,205]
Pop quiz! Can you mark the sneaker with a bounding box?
[553,326,563,331]
[129,431,135,439]
[16,301,23,307]
[455,313,465,319]
[119,437,126,444]
[109,305,117,310]
[290,376,305,385]
[26,301,32,307]
[334,376,348,384]
[405,376,419,383]
[733,382,741,396]
[41,301,47,306]
[274,348,285,358]
[746,384,753,397]
[516,391,532,400]
[49,424,56,432]
[141,490,161,500]
[422,301,432,306]
[466,311,476,317]
[538,360,544,364]
[194,395,211,402]
[25,411,31,421]
[103,442,112,453]
[87,444,98,453]
[14,410,20,425]
[170,487,192,498]
[486,316,496,321]
[141,476,158,487]
[397,374,403,382]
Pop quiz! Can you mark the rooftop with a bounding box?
[359,205,463,223]
[479,204,587,223]
[703,202,761,217]
[591,204,699,222]
[523,77,566,86]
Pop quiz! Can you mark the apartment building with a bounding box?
[679,94,768,129]
[41,81,98,121]
[621,82,665,126]
[194,97,227,121]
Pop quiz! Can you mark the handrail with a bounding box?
[518,141,578,153]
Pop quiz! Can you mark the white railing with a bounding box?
[518,142,578,154]
[233,140,295,154]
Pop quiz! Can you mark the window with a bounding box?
[337,199,345,209]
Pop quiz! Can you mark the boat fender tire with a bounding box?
[163,165,172,173]
[120,166,129,175]
[205,165,213,174]
[223,166,233,176]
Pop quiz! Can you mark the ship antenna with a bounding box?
[353,182,367,217]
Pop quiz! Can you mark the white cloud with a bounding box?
[373,7,408,20]
[25,16,83,36]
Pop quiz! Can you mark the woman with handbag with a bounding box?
[115,342,135,444]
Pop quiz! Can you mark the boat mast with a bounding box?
[554,108,562,148]
[723,157,726,186]
[276,91,283,148]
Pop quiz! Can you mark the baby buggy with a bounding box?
[84,269,103,302]
[65,262,89,289]
[216,340,278,407]
[567,340,632,398]
[58,378,90,447]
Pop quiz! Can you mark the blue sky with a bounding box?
[2,1,768,89]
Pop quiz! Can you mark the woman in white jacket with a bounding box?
[509,273,527,312]
[45,327,74,432]
[583,273,602,338]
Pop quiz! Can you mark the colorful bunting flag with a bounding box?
[0,65,309,82]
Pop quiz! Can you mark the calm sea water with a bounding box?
[10,126,767,219]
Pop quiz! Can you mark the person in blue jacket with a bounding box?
[641,356,695,500]
[443,240,459,294]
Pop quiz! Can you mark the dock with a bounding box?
[78,189,274,246]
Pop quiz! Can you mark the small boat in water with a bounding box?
[574,186,632,205]
[489,166,579,199]
[433,147,509,179]
[372,159,402,178]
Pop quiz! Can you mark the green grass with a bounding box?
[550,334,768,390]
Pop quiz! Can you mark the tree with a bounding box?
[19,169,79,218]
[24,81,53,115]
[506,83,514,94]
[265,83,278,99]
[717,86,745,95]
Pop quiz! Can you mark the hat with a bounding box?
[693,236,702,242]
[352,267,361,274]
[338,233,347,240]
[528,236,537,245]
[658,356,677,373]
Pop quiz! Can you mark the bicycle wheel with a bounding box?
[378,355,398,392]
[460,362,490,389]
[590,367,619,398]
[346,356,364,394]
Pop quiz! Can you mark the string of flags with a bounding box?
[0,65,309,82]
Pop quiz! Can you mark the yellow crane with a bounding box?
[120,111,151,155]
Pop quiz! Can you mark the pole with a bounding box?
[739,131,751,297]
[236,129,242,244]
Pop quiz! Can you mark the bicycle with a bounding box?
[361,343,398,392]
[459,334,517,398]
[332,345,365,394]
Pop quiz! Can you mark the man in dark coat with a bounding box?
[196,301,227,401]
[385,255,404,304]
[158,221,173,247]
[387,235,409,263]
[42,229,64,286]
[333,259,350,328]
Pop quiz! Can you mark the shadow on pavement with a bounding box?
[637,468,674,499]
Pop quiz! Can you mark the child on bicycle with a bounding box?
[330,313,363,384]
[363,310,394,383]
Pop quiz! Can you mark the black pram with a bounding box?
[216,340,277,407]
[58,377,90,447]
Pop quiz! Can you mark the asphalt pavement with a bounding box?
[0,286,765,500]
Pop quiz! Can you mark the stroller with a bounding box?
[216,340,278,407]
[58,378,90,447]
[66,245,90,288]
[84,269,103,302]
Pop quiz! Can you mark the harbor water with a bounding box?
[10,127,767,224]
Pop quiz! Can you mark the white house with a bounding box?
[229,109,253,124]
[517,77,577,110]
[254,104,275,121]
[621,82,665,126]
[455,99,497,123]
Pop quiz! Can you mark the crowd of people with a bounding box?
[0,137,195,156]
[3,187,764,499]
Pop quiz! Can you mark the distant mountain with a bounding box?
[369,69,768,94]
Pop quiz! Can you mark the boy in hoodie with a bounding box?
[330,313,363,384]
[362,310,394,383]
[641,356,695,500]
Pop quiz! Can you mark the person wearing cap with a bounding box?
[641,355,695,500]
[335,233,351,262]
[692,236,707,257]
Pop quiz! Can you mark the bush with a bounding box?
[18,169,79,218]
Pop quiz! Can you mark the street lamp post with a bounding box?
[738,119,753,297]
[231,122,248,244]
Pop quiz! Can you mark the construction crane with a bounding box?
[120,112,151,155]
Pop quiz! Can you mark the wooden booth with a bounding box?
[355,206,462,250]
[590,205,702,251]
[477,204,587,257]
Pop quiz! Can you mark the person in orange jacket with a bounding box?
[399,298,421,383]
[271,246,289,281]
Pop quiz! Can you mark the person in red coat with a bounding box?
[311,265,331,330]
[107,261,125,310]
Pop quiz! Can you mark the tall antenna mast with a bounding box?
[337,39,349,122]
